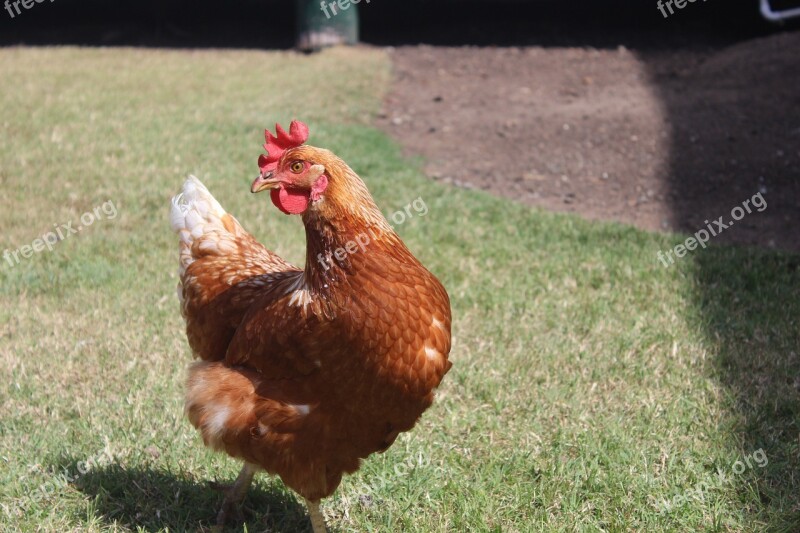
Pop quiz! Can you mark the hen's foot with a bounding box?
[210,462,258,528]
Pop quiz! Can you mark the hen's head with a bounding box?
[251,121,380,224]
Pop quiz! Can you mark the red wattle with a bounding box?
[271,187,310,215]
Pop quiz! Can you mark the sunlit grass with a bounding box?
[0,46,798,532]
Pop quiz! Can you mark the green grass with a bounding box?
[0,46,798,532]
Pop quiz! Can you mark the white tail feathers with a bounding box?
[170,175,296,316]
[170,175,235,277]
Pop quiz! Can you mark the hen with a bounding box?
[169,121,452,531]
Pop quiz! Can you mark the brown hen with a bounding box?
[169,121,452,531]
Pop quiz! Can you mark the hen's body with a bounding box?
[170,141,451,523]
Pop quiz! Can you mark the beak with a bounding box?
[251,171,281,194]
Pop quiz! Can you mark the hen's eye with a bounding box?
[290,161,304,173]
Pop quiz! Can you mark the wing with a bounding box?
[223,243,452,402]
[223,282,342,383]
[170,176,302,361]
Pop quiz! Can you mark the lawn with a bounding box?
[0,46,798,532]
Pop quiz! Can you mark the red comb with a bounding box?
[258,120,309,174]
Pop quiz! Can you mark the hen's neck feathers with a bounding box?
[297,149,406,294]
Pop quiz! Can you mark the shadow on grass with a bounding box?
[54,455,314,532]
[635,20,800,529]
[691,250,800,530]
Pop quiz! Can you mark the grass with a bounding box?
[0,45,798,532]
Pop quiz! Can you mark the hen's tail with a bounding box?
[169,176,300,360]
[170,176,231,277]
[170,175,296,281]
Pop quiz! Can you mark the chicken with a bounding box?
[169,120,452,531]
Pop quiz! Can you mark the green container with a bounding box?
[296,0,360,51]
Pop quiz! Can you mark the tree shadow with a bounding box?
[638,27,800,251]
[639,27,800,528]
[54,454,315,532]
[687,249,800,530]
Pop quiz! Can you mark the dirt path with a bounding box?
[377,33,800,251]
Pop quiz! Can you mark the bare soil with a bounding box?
[377,33,800,251]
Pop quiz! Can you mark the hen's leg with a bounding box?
[304,499,327,533]
[212,462,258,526]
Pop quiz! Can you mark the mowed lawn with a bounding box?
[1,46,798,533]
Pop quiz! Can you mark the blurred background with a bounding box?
[0,1,788,48]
